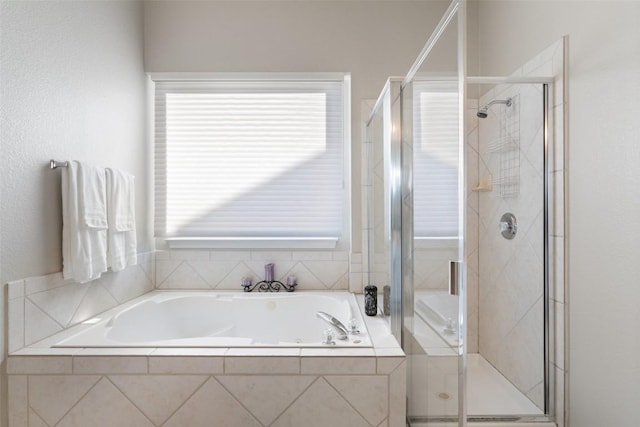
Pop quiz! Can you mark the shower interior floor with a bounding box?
[408,356,552,426]
[467,353,542,415]
[409,315,546,424]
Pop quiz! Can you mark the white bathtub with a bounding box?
[55,291,372,348]
[414,289,459,346]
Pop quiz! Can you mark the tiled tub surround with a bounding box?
[7,252,155,353]
[155,249,364,294]
[8,249,364,353]
[7,296,405,427]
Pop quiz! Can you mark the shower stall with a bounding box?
[365,0,565,425]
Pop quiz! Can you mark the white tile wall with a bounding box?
[7,253,154,352]
[7,247,367,354]
[155,249,354,291]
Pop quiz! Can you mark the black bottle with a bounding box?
[364,285,378,316]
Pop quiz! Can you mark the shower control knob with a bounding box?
[500,212,517,240]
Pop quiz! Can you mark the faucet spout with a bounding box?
[316,311,349,340]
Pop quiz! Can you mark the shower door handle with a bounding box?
[449,261,461,296]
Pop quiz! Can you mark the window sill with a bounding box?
[165,237,339,250]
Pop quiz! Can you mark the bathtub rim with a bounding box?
[54,290,372,349]
[10,290,402,356]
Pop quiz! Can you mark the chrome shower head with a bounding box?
[477,97,512,119]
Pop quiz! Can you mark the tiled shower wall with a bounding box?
[478,81,545,408]
[477,39,566,415]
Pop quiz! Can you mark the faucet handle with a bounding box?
[348,317,360,335]
[322,328,336,345]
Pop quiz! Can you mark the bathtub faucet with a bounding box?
[316,311,349,340]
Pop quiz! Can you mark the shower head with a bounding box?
[477,97,512,119]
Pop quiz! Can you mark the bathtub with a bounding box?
[414,289,459,346]
[54,291,372,348]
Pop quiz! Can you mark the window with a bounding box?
[413,81,460,238]
[153,74,349,248]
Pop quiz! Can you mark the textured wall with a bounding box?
[0,1,149,284]
[477,2,640,425]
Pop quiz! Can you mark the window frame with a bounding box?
[149,72,351,250]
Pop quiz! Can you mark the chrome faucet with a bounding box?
[316,311,349,340]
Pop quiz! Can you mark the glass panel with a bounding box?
[402,4,464,425]
[366,79,403,342]
[466,81,547,419]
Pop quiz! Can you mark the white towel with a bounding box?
[106,168,137,272]
[62,161,108,283]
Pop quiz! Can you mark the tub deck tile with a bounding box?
[151,348,228,356]
[149,356,224,374]
[225,348,300,357]
[75,348,155,356]
[8,356,72,374]
[301,356,376,375]
[73,356,148,374]
[225,356,300,374]
[300,348,375,357]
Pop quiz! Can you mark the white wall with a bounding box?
[143,0,451,253]
[0,1,149,285]
[0,2,147,424]
[477,1,640,425]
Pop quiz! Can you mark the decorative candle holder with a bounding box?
[241,277,252,289]
[241,263,297,292]
[364,285,378,316]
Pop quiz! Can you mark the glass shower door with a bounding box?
[402,1,467,425]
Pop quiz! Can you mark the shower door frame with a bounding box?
[402,0,468,425]
[401,0,556,424]
[466,77,553,423]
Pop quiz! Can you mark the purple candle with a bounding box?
[241,277,252,287]
[265,263,274,282]
[287,276,297,286]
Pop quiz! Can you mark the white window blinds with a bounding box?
[413,81,460,238]
[154,77,346,240]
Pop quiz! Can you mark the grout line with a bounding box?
[28,405,50,427]
[105,376,157,426]
[267,376,319,427]
[211,376,264,426]
[52,375,103,426]
[23,298,65,346]
[323,375,376,426]
[186,261,215,290]
[98,279,122,306]
[155,260,183,288]
[159,375,211,427]
[65,282,102,328]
